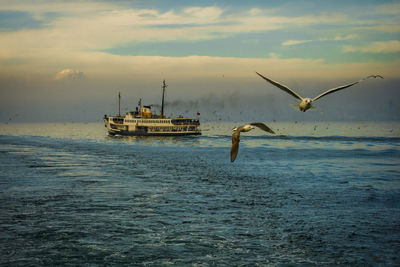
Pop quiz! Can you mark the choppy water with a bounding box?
[0,122,399,266]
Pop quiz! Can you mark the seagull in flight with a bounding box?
[231,122,275,162]
[256,72,383,112]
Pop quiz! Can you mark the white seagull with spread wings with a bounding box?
[256,72,383,112]
[231,122,275,162]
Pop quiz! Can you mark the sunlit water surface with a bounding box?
[0,122,399,265]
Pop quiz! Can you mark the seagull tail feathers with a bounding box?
[291,104,301,110]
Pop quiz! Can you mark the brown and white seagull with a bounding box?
[231,122,275,162]
[256,72,383,112]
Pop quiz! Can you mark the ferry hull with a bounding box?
[107,129,201,136]
[104,119,201,137]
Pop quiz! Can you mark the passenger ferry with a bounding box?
[104,80,201,136]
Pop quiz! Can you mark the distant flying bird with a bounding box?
[231,122,275,162]
[256,72,383,112]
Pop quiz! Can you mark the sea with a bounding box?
[0,121,399,266]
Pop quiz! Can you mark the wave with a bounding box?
[1,133,399,156]
[207,134,400,143]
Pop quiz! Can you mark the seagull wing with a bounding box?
[231,127,242,162]
[256,72,303,101]
[250,122,275,134]
[312,75,383,102]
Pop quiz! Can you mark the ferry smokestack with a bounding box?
[161,80,167,118]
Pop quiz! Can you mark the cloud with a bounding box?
[55,69,85,80]
[374,3,400,15]
[283,34,358,46]
[344,40,400,53]
[183,6,223,21]
[368,25,400,33]
[268,52,279,58]
[333,34,358,41]
[282,40,312,46]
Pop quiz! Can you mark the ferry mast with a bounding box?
[118,92,121,117]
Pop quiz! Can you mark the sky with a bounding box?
[0,0,399,122]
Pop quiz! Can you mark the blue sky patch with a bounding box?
[0,10,49,31]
